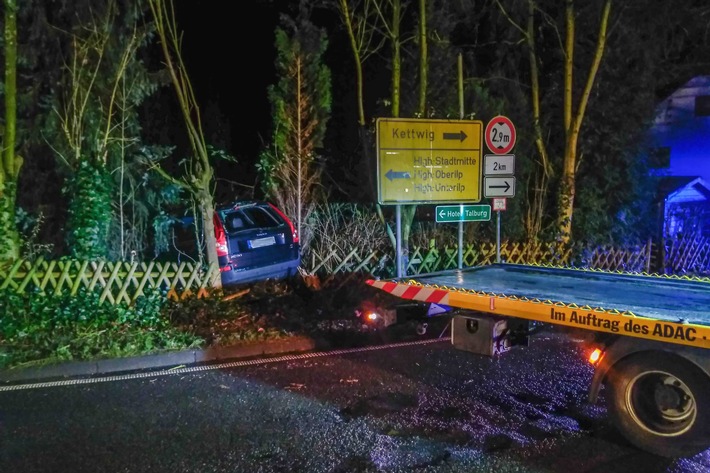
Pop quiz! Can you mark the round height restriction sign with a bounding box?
[485,116,516,154]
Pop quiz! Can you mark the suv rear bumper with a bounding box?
[220,258,301,286]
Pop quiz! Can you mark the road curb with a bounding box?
[0,335,328,384]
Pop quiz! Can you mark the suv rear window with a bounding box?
[222,206,282,233]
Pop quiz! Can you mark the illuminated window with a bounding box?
[695,95,710,116]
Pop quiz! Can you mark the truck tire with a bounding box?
[606,352,710,457]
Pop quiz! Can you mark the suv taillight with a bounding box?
[213,213,228,257]
[268,203,299,243]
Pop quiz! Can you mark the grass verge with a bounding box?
[0,273,402,370]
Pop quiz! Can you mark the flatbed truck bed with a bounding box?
[366,263,710,457]
[368,263,710,349]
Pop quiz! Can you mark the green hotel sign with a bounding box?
[435,204,491,223]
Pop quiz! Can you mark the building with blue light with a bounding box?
[649,76,710,181]
[647,76,710,238]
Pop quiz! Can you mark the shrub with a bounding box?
[0,287,203,369]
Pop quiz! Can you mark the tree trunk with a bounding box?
[149,0,221,289]
[524,0,550,243]
[418,0,427,115]
[0,0,21,260]
[390,0,401,118]
[556,0,611,244]
[336,0,373,200]
[197,188,220,287]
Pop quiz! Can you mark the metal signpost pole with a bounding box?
[375,117,484,278]
[496,210,501,263]
[396,204,402,278]
[483,116,517,266]
[459,214,463,269]
[458,56,464,270]
[489,198,506,262]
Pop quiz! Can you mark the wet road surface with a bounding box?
[2,330,709,472]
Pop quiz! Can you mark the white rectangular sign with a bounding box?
[484,154,515,175]
[484,177,516,198]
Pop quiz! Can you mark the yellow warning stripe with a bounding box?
[524,262,710,283]
[371,279,710,350]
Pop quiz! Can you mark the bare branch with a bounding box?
[494,0,528,38]
[571,0,611,138]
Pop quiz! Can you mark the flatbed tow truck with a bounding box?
[366,263,710,457]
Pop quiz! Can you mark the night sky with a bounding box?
[175,1,297,194]
[174,1,364,204]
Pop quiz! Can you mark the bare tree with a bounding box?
[47,1,145,259]
[147,0,220,287]
[497,0,612,245]
[329,0,385,200]
[372,0,425,273]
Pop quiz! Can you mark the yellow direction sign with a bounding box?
[376,118,483,204]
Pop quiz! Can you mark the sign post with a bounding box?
[376,118,483,205]
[484,116,517,263]
[484,154,515,175]
[376,118,484,277]
[435,205,491,223]
[492,198,507,262]
[484,176,516,198]
[484,115,516,155]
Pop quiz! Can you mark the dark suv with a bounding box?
[213,200,301,286]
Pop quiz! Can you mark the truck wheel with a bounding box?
[606,352,710,457]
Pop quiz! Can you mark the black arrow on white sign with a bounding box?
[489,181,511,193]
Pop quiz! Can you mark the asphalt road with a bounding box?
[2,331,709,473]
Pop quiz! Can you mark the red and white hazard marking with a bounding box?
[366,280,451,305]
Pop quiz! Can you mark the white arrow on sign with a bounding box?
[484,177,516,197]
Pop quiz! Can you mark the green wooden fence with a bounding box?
[0,258,219,305]
[303,239,652,277]
[5,236,700,306]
